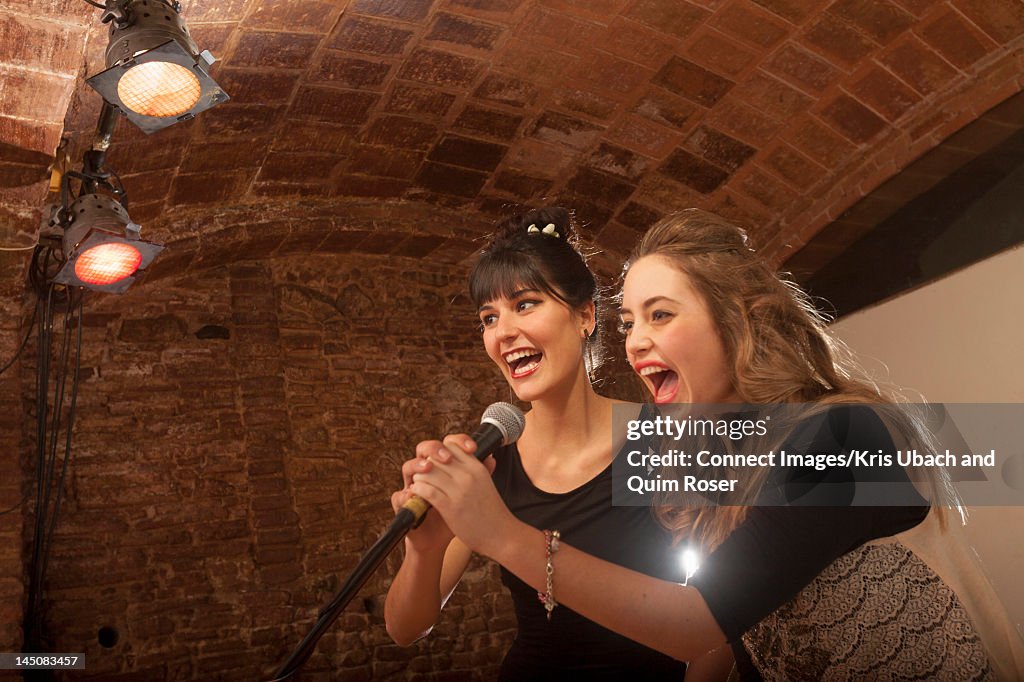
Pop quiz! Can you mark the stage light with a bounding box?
[50,193,163,294]
[86,0,228,134]
[75,242,142,286]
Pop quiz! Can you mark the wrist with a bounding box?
[482,516,538,566]
[403,536,450,562]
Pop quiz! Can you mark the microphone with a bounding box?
[270,402,525,681]
[399,401,526,528]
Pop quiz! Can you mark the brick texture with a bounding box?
[4,0,1020,256]
[16,254,518,680]
[2,0,1024,672]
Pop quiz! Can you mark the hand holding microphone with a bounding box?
[390,450,456,552]
[405,403,525,557]
[392,402,525,537]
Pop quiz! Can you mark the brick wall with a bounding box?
[0,1,91,156]
[0,294,29,660]
[14,249,636,680]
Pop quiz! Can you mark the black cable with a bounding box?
[80,0,106,9]
[0,303,38,376]
[107,167,128,208]
[41,298,73,528]
[24,285,82,652]
[40,292,83,588]
[35,296,73,613]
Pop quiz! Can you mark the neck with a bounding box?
[522,370,611,453]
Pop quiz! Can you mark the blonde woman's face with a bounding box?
[620,256,737,404]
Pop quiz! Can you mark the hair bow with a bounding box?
[527,223,560,238]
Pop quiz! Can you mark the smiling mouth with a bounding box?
[638,365,679,403]
[504,349,543,378]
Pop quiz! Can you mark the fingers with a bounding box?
[408,478,451,510]
[406,437,458,486]
[442,433,477,458]
[390,486,417,513]
[414,435,472,467]
[415,439,445,460]
[405,432,481,511]
[401,457,432,487]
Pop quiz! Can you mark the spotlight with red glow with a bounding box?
[86,0,228,134]
[51,194,163,294]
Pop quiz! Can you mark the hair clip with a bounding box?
[526,223,561,238]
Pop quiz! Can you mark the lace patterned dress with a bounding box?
[689,407,1024,680]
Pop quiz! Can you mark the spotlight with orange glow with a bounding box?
[51,194,163,294]
[86,0,228,134]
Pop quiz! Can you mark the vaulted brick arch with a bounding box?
[2,0,1024,677]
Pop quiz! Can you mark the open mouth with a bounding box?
[638,365,679,403]
[504,349,543,378]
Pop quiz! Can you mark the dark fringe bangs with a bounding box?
[469,251,563,308]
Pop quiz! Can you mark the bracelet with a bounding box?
[537,529,561,620]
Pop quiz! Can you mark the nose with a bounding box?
[494,312,518,342]
[624,322,651,359]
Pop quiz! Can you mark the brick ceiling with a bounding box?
[2,0,1024,293]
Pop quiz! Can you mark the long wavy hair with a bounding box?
[625,209,958,551]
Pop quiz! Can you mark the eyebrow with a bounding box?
[478,288,542,313]
[619,295,677,316]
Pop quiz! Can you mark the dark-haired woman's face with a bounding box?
[620,256,736,405]
[478,287,592,402]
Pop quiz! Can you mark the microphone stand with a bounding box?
[268,403,523,680]
[269,505,422,681]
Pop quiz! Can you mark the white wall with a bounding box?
[830,244,1024,633]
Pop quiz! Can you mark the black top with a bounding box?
[688,405,930,680]
[492,423,687,681]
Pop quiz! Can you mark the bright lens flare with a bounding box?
[117,61,200,117]
[75,243,142,286]
[681,548,701,582]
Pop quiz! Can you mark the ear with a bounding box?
[575,300,596,336]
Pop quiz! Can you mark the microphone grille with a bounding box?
[481,402,526,445]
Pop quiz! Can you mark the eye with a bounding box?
[617,319,633,335]
[516,299,540,312]
[651,310,673,323]
[479,313,497,331]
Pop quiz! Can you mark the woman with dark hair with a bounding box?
[383,207,687,680]
[408,209,1024,680]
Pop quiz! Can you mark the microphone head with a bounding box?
[481,402,526,445]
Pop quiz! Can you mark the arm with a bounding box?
[685,645,736,682]
[409,409,928,662]
[487,518,725,661]
[409,435,726,662]
[384,534,472,646]
[383,440,476,646]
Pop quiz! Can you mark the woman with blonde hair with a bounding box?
[409,209,1024,680]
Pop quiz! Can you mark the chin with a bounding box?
[509,379,551,404]
[510,388,539,403]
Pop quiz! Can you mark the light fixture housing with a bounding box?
[86,0,228,134]
[51,193,164,294]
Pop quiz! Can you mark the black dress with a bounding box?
[491,428,687,681]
